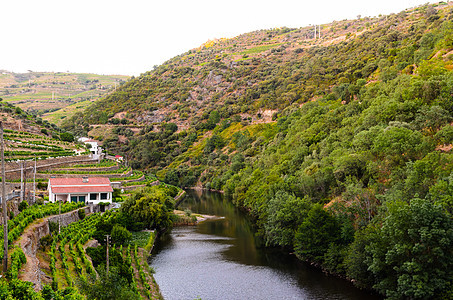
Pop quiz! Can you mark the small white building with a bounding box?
[78,137,103,160]
[48,177,113,205]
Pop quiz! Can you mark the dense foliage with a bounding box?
[119,185,176,231]
[63,2,453,298]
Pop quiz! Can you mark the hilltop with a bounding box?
[63,1,453,171]
[0,71,129,126]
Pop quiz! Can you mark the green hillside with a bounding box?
[63,2,453,298]
[0,71,129,125]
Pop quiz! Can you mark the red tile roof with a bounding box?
[49,178,111,186]
[52,186,113,194]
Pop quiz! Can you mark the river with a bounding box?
[150,189,381,300]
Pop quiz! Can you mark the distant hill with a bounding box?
[0,71,129,125]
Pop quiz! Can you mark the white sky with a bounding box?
[0,0,438,76]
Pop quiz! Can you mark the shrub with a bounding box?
[60,132,74,142]
[37,181,48,190]
[18,201,28,212]
[111,224,132,245]
[78,209,86,220]
[40,234,53,250]
[49,221,59,235]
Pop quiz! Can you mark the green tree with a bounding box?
[206,110,220,129]
[120,186,174,230]
[372,126,433,167]
[111,224,132,245]
[345,225,381,290]
[368,199,453,299]
[78,267,136,300]
[294,204,340,262]
[264,192,311,247]
[60,132,74,142]
[164,169,179,186]
[429,172,453,215]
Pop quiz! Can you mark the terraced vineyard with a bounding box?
[46,210,162,299]
[4,129,86,161]
[121,239,162,299]
[42,159,157,190]
[1,201,163,299]
[50,212,102,289]
[6,202,85,257]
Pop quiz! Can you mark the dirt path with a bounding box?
[14,209,87,291]
[15,218,51,290]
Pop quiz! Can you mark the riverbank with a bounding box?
[185,186,224,193]
[131,230,163,299]
[173,209,220,226]
[183,187,382,297]
[151,190,379,300]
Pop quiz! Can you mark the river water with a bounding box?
[150,190,381,300]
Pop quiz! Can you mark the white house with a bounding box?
[78,138,103,160]
[48,177,113,205]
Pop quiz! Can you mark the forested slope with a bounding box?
[64,3,453,298]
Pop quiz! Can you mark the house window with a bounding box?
[100,193,108,200]
[71,196,86,203]
[90,194,97,200]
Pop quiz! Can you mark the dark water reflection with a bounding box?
[150,190,381,300]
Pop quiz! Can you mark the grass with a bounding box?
[131,231,151,248]
[230,43,284,58]
[44,99,95,125]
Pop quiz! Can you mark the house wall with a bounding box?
[49,192,112,204]
[87,194,112,205]
[55,194,68,202]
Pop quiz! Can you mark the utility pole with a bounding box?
[314,24,317,39]
[105,235,110,276]
[20,162,24,201]
[33,157,36,204]
[23,161,26,203]
[318,25,321,39]
[58,200,61,234]
[0,122,8,273]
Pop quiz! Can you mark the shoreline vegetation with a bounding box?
[173,209,220,226]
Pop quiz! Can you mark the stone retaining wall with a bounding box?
[52,165,119,173]
[6,155,96,180]
[36,170,133,179]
